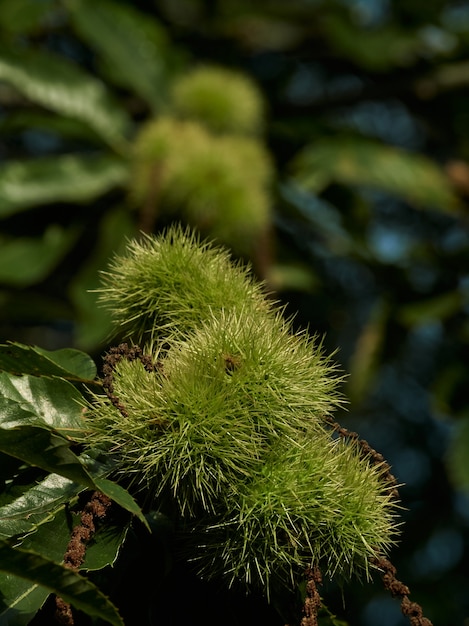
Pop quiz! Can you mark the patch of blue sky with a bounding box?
[367,222,414,264]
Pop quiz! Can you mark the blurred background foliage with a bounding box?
[0,0,468,624]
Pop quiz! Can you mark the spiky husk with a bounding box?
[84,227,400,597]
[187,436,399,596]
[97,226,271,343]
[162,133,272,244]
[129,118,272,252]
[170,65,265,135]
[129,117,208,208]
[83,308,343,517]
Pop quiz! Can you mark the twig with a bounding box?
[55,491,112,625]
[102,342,158,417]
[300,566,322,626]
[323,415,400,500]
[371,555,433,626]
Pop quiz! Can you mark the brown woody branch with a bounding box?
[55,491,112,625]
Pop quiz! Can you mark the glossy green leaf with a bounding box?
[18,504,129,572]
[0,380,148,528]
[82,519,130,571]
[0,504,129,624]
[0,154,129,218]
[0,474,79,540]
[0,47,130,150]
[0,573,50,626]
[34,347,97,382]
[292,137,459,212]
[18,504,74,559]
[0,539,124,625]
[0,427,95,489]
[67,0,172,111]
[1,475,134,566]
[0,226,78,288]
[0,343,97,382]
[0,372,86,435]
[0,414,148,530]
[94,478,150,532]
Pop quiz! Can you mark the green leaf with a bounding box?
[0,573,50,626]
[0,154,129,218]
[292,137,459,212]
[94,478,150,532]
[0,427,96,489]
[0,378,148,529]
[0,503,129,624]
[0,47,131,150]
[0,372,86,435]
[18,478,138,567]
[82,519,130,571]
[0,539,124,626]
[18,505,129,572]
[0,110,104,145]
[34,347,97,382]
[323,13,422,71]
[0,474,79,540]
[398,290,465,327]
[0,403,148,530]
[67,0,173,111]
[18,505,74,560]
[1,475,131,568]
[0,343,97,382]
[0,225,78,287]
[346,299,388,405]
